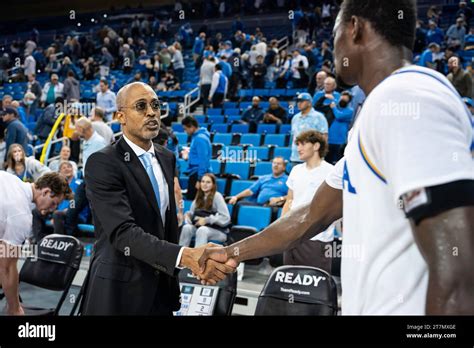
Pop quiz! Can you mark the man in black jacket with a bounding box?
[82,82,235,315]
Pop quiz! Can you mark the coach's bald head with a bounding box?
[116,82,161,150]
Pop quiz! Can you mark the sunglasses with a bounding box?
[122,100,161,113]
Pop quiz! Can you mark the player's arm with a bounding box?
[223,181,342,262]
[405,183,474,315]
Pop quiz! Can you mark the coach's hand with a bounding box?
[179,243,237,285]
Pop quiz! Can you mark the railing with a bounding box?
[182,87,200,117]
[277,35,289,53]
[32,136,70,166]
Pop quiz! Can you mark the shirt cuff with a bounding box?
[175,247,185,269]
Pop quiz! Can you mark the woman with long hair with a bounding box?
[4,144,50,182]
[179,173,230,247]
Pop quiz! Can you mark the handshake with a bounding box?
[179,243,239,285]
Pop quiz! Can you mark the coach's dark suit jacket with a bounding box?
[82,136,181,315]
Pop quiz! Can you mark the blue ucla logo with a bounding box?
[343,161,357,194]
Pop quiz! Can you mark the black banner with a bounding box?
[0,316,473,346]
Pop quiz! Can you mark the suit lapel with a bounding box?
[116,137,164,233]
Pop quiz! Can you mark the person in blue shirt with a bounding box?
[426,20,444,46]
[181,116,212,200]
[417,42,440,69]
[312,76,341,108]
[313,76,341,127]
[228,157,289,206]
[327,91,354,164]
[219,56,232,79]
[2,107,29,160]
[291,93,328,163]
[241,96,265,132]
[192,32,206,66]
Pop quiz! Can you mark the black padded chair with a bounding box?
[10,235,83,315]
[255,266,338,316]
[178,268,237,316]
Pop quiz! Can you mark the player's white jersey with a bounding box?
[330,65,474,315]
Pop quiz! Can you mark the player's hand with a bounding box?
[179,244,237,284]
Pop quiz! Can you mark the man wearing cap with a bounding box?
[2,108,29,160]
[290,93,328,164]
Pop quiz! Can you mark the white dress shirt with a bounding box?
[123,135,184,268]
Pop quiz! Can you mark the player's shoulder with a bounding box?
[373,65,455,98]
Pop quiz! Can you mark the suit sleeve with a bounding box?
[85,151,181,276]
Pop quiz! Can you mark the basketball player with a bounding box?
[201,0,474,315]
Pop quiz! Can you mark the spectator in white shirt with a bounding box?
[282,129,336,272]
[286,49,309,88]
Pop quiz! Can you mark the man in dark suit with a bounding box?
[82,82,235,315]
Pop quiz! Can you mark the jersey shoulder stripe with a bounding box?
[358,133,387,184]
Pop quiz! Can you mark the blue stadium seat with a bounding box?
[216,178,227,195]
[183,200,193,212]
[231,124,250,133]
[177,158,189,174]
[208,115,225,124]
[111,122,121,133]
[250,146,270,161]
[175,132,189,145]
[240,133,261,146]
[194,115,207,124]
[238,89,254,100]
[271,89,286,98]
[207,108,222,116]
[224,161,251,179]
[264,134,287,147]
[210,159,223,175]
[200,123,210,130]
[172,123,184,132]
[274,147,292,161]
[224,108,240,116]
[240,102,252,110]
[236,206,272,231]
[223,102,238,109]
[279,124,291,134]
[213,133,233,146]
[254,161,273,176]
[258,124,277,134]
[227,115,242,123]
[210,123,229,133]
[229,180,255,196]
